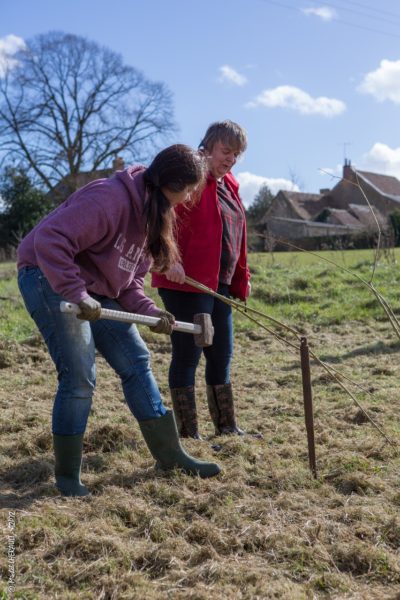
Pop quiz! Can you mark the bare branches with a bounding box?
[0,31,176,190]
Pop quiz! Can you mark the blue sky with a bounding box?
[2,0,400,206]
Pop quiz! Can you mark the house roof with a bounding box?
[49,168,113,202]
[356,170,400,198]
[348,203,386,227]
[47,157,125,204]
[320,208,362,227]
[280,190,326,220]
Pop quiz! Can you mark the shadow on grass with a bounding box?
[93,467,161,492]
[0,486,58,509]
[0,457,55,509]
[318,339,400,364]
[0,457,167,508]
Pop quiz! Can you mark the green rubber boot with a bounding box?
[53,434,90,497]
[139,410,221,478]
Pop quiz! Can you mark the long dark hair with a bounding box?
[143,144,207,272]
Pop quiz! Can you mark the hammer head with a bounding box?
[193,313,214,347]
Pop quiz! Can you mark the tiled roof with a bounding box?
[281,191,326,220]
[356,170,400,197]
[348,203,386,227]
[47,168,113,203]
[325,208,362,227]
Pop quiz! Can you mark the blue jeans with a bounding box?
[158,285,233,388]
[18,267,166,435]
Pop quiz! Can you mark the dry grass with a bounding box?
[0,317,399,599]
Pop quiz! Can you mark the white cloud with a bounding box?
[358,59,400,104]
[247,85,346,117]
[218,65,247,86]
[0,34,25,77]
[236,171,299,208]
[302,6,337,21]
[362,143,400,179]
[319,145,400,184]
[319,164,342,178]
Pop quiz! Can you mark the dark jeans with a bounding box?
[18,266,167,435]
[158,285,233,388]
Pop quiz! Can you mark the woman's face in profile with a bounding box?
[207,141,241,179]
[161,184,198,207]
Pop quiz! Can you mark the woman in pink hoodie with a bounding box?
[17,144,220,497]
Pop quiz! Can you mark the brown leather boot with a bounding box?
[206,383,245,435]
[170,386,201,439]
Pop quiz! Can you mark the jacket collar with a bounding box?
[207,171,239,193]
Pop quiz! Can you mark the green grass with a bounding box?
[0,262,34,341]
[256,246,398,267]
[242,249,400,330]
[3,248,400,342]
[1,250,400,599]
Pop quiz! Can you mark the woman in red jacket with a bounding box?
[152,121,250,439]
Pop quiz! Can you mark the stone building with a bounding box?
[47,156,125,204]
[260,160,399,250]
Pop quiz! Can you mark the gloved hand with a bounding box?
[77,296,102,321]
[150,310,175,335]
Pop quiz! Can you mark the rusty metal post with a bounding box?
[300,337,317,478]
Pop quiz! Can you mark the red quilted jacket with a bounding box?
[151,171,250,300]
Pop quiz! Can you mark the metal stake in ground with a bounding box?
[300,337,317,478]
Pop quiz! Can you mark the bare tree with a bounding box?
[0,31,176,191]
[288,167,304,192]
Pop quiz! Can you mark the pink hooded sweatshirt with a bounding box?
[17,166,161,316]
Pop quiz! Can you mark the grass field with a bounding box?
[0,249,399,599]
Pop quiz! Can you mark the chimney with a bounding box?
[343,158,352,180]
[112,156,125,171]
[319,188,330,194]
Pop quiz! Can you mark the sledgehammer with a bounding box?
[60,302,214,347]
